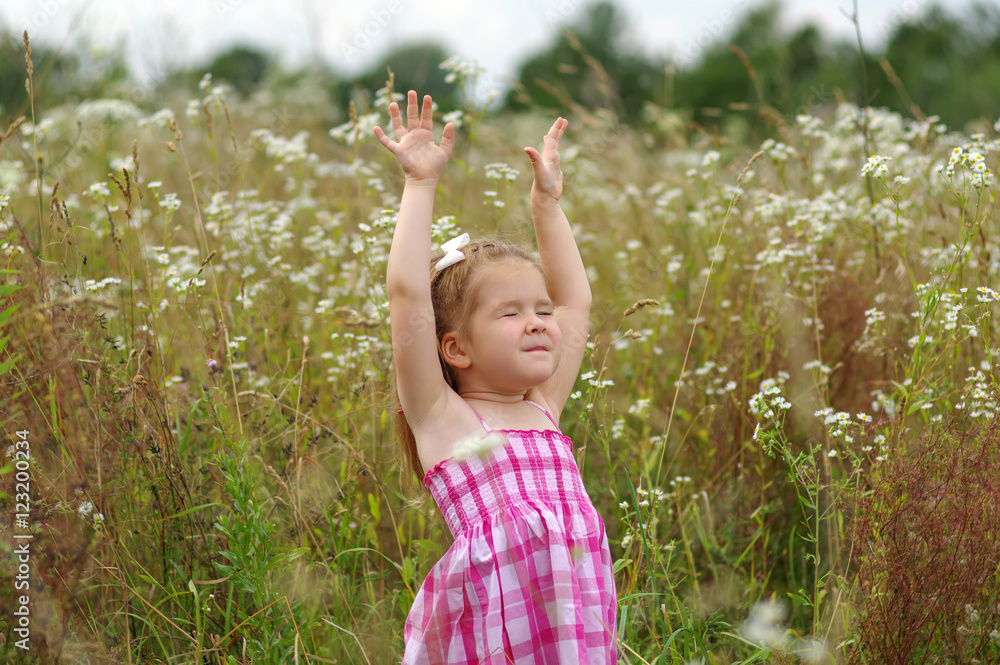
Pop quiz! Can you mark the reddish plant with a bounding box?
[851,422,1000,664]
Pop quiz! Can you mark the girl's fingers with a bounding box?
[421,94,434,130]
[525,146,558,171]
[542,139,560,164]
[540,119,566,160]
[440,122,456,157]
[389,105,405,137]
[525,147,552,169]
[405,90,419,128]
[373,126,396,152]
[545,117,566,143]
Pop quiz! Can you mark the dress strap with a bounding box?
[524,399,561,430]
[471,409,492,433]
[472,401,559,432]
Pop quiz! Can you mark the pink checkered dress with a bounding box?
[402,401,618,664]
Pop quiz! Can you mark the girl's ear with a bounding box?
[440,332,472,370]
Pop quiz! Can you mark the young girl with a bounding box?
[375,91,617,664]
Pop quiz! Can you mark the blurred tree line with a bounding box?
[2,0,998,135]
[505,0,1000,133]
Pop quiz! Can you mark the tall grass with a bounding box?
[1,39,999,664]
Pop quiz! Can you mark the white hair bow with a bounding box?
[435,233,470,272]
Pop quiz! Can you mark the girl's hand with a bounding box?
[374,90,455,183]
[524,117,567,201]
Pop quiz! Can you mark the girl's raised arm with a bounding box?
[375,92,456,426]
[523,118,592,416]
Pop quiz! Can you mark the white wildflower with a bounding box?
[741,600,786,647]
[451,432,506,464]
[861,154,891,178]
[78,500,95,517]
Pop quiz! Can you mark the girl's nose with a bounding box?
[527,314,546,333]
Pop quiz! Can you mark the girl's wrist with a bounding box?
[404,175,441,188]
[530,189,561,208]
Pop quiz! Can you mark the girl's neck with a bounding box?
[458,390,528,405]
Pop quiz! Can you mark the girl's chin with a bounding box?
[527,368,558,385]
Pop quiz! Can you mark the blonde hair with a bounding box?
[394,239,540,483]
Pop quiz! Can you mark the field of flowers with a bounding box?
[2,42,1000,664]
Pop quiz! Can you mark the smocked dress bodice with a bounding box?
[401,402,618,664]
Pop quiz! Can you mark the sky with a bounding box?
[0,0,978,86]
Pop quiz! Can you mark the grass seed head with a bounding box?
[625,298,661,317]
[23,31,33,77]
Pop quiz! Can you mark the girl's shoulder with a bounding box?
[410,391,489,473]
[523,389,561,427]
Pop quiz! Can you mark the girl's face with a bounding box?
[456,262,562,393]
